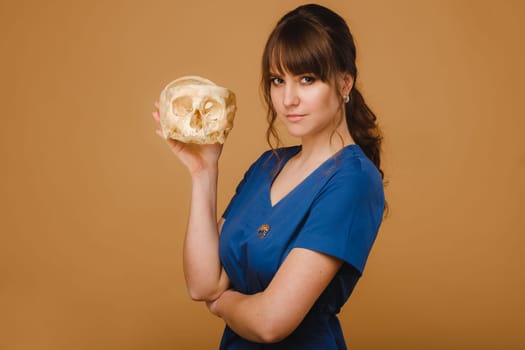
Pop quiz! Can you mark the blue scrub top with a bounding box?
[219,144,385,349]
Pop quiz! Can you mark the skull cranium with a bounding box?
[159,76,236,144]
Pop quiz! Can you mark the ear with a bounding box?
[341,72,354,96]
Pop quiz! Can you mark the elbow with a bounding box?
[259,332,286,344]
[250,297,299,343]
[256,318,294,343]
[259,327,290,343]
[187,287,222,302]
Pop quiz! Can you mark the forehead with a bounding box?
[268,63,340,88]
[269,51,310,75]
[267,47,335,83]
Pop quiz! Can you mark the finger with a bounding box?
[152,111,160,122]
[154,101,160,109]
[166,137,181,148]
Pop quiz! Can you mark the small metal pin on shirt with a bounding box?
[257,224,270,239]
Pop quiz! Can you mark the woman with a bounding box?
[153,4,385,349]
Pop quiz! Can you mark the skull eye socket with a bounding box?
[172,96,194,116]
[202,99,221,118]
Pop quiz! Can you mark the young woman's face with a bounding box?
[269,70,344,140]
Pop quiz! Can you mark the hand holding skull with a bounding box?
[159,76,236,144]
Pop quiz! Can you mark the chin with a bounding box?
[284,125,308,138]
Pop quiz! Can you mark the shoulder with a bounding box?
[338,145,382,183]
[320,145,384,202]
[250,145,301,171]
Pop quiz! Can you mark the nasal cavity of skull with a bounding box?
[172,96,193,116]
[190,109,203,130]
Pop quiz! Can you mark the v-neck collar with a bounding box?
[267,144,357,208]
[268,146,301,208]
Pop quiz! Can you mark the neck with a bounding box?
[297,120,354,164]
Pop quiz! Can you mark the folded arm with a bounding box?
[207,247,343,343]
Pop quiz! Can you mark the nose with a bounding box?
[283,83,299,108]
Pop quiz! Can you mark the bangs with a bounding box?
[264,18,336,81]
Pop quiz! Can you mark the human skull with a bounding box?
[159,76,236,144]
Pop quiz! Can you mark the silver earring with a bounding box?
[343,95,350,104]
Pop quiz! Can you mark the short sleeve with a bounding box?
[222,150,272,220]
[291,168,385,274]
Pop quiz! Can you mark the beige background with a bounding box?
[1,0,524,349]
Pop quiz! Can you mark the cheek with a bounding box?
[270,89,281,111]
[305,87,335,112]
[322,90,341,113]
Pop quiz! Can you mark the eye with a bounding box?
[300,76,316,84]
[270,77,284,86]
[202,99,221,118]
[172,96,193,116]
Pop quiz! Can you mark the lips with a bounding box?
[286,114,305,122]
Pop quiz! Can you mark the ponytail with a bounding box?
[346,87,384,179]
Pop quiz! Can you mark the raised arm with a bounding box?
[207,248,343,343]
[184,169,230,301]
[153,104,229,301]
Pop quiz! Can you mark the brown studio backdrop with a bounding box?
[1,0,524,349]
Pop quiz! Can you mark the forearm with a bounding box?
[211,290,291,343]
[208,249,344,343]
[183,166,227,301]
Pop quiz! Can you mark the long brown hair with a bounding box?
[261,4,384,180]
